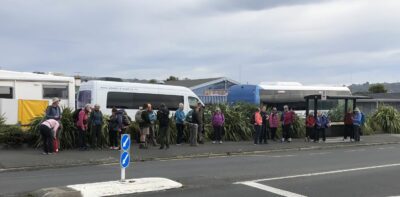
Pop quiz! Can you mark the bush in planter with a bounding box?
[370,105,400,134]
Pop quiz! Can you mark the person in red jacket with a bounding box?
[77,104,91,151]
[344,109,354,141]
[253,108,263,145]
[281,105,294,143]
[306,112,316,142]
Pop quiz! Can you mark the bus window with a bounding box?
[106,92,184,110]
[0,86,13,99]
[43,85,68,99]
[78,90,92,109]
[189,96,199,108]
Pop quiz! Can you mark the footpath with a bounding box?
[1,134,400,173]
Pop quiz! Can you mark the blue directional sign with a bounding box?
[121,134,131,151]
[120,151,130,168]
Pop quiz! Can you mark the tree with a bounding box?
[368,84,387,93]
[166,76,179,81]
[148,79,158,84]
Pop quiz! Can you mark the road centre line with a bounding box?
[239,181,306,197]
[235,163,400,183]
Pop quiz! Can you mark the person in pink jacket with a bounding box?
[39,119,60,155]
[77,104,91,150]
[269,107,279,141]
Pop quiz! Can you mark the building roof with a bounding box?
[354,93,400,99]
[164,77,239,89]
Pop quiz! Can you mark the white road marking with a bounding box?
[344,149,366,152]
[236,163,400,183]
[309,152,331,156]
[67,177,182,197]
[240,181,306,197]
[378,147,395,150]
[269,155,296,158]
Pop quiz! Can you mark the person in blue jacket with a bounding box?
[175,103,186,145]
[315,111,330,142]
[352,107,363,142]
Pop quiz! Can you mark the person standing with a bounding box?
[212,107,225,144]
[344,109,354,142]
[39,119,60,155]
[140,104,152,149]
[187,106,200,146]
[175,103,186,145]
[315,111,329,143]
[108,108,122,150]
[253,108,263,145]
[260,106,269,144]
[148,104,158,146]
[269,107,279,141]
[157,103,170,149]
[90,104,103,149]
[282,105,294,143]
[77,104,91,150]
[306,112,316,142]
[353,108,362,142]
[45,97,62,121]
[197,102,205,144]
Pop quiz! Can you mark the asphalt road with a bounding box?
[2,144,400,197]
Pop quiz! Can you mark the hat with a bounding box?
[52,97,60,103]
[354,107,360,112]
[216,107,221,111]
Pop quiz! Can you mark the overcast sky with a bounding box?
[1,0,400,85]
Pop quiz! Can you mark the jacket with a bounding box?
[77,110,89,130]
[344,113,353,125]
[41,119,60,138]
[191,109,200,124]
[269,113,279,128]
[353,112,362,126]
[90,110,103,126]
[45,106,62,120]
[175,109,185,124]
[282,111,295,125]
[157,108,170,127]
[212,112,225,126]
[140,110,151,128]
[149,110,157,124]
[254,112,262,126]
[306,116,316,128]
[316,115,329,129]
[108,114,122,132]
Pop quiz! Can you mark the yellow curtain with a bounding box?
[18,100,48,125]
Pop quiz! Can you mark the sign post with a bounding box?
[321,90,327,101]
[120,134,131,182]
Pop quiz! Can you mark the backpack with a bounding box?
[135,110,143,123]
[185,110,193,123]
[360,112,366,126]
[122,114,131,126]
[72,109,82,123]
[250,113,256,124]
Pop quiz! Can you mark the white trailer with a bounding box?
[0,70,75,124]
[77,80,203,117]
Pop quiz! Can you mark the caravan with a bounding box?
[0,70,75,124]
[77,80,203,117]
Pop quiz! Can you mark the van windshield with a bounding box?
[78,90,91,109]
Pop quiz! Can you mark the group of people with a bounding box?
[252,105,297,145]
[38,97,365,155]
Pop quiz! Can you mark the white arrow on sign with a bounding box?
[123,137,129,148]
[123,153,129,165]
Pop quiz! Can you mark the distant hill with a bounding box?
[349,82,400,93]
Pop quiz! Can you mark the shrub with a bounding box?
[370,105,400,133]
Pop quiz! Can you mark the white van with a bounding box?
[77,80,203,117]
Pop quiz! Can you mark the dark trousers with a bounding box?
[306,127,314,139]
[176,123,184,144]
[213,125,223,141]
[260,124,268,143]
[40,125,54,153]
[315,128,326,142]
[91,125,102,148]
[283,124,292,141]
[270,127,277,140]
[109,129,118,147]
[344,125,353,139]
[254,125,261,144]
[78,128,87,149]
[353,125,361,142]
[149,124,158,146]
[159,126,170,148]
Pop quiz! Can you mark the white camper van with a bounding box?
[0,70,75,124]
[77,80,203,117]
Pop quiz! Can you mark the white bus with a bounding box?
[77,80,203,117]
